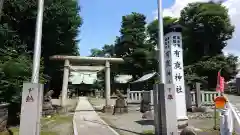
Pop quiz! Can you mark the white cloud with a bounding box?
[154,0,240,57]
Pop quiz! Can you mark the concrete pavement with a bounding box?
[226,94,240,109]
[73,97,119,135]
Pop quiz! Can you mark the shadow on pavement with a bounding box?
[84,119,146,135]
[74,109,103,112]
[135,120,154,126]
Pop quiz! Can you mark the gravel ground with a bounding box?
[88,98,220,135]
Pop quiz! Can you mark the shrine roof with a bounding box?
[130,72,157,84]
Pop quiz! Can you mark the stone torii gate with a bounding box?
[50,55,124,107]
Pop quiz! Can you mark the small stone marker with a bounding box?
[42,90,55,116]
[140,99,151,113]
[112,90,128,115]
[142,110,154,120]
[180,127,197,135]
[19,83,43,135]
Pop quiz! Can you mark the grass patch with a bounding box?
[41,114,73,129]
[8,114,73,135]
[9,127,57,135]
[41,114,73,124]
[7,98,78,135]
[142,130,154,135]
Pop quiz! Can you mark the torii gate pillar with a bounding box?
[105,60,111,106]
[61,59,70,106]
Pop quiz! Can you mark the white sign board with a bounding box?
[164,32,187,121]
[19,83,43,135]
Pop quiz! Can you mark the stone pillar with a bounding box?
[105,60,111,106]
[154,84,178,135]
[195,82,201,108]
[164,30,188,127]
[61,59,69,106]
[127,87,130,101]
[185,84,192,111]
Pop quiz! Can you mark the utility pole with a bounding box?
[31,0,44,135]
[31,0,44,83]
[154,0,178,135]
[157,0,166,84]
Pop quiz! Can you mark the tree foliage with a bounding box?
[90,2,238,90]
[179,2,234,65]
[90,44,114,57]
[185,54,238,87]
[147,16,178,46]
[0,47,47,103]
[179,2,236,87]
[0,0,82,102]
[114,12,156,79]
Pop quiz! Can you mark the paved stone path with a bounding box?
[89,98,154,135]
[74,97,118,135]
[226,94,240,109]
[89,98,218,135]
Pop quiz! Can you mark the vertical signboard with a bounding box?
[164,32,188,121]
[19,83,43,135]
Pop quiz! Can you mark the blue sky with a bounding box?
[78,0,175,56]
[78,0,240,57]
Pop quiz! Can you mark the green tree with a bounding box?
[0,0,81,124]
[147,16,178,46]
[90,48,104,57]
[179,2,237,88]
[0,47,46,103]
[179,2,234,65]
[185,54,238,88]
[114,12,156,79]
[90,44,115,57]
[2,0,82,95]
[146,2,237,88]
[89,44,117,92]
[0,34,44,124]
